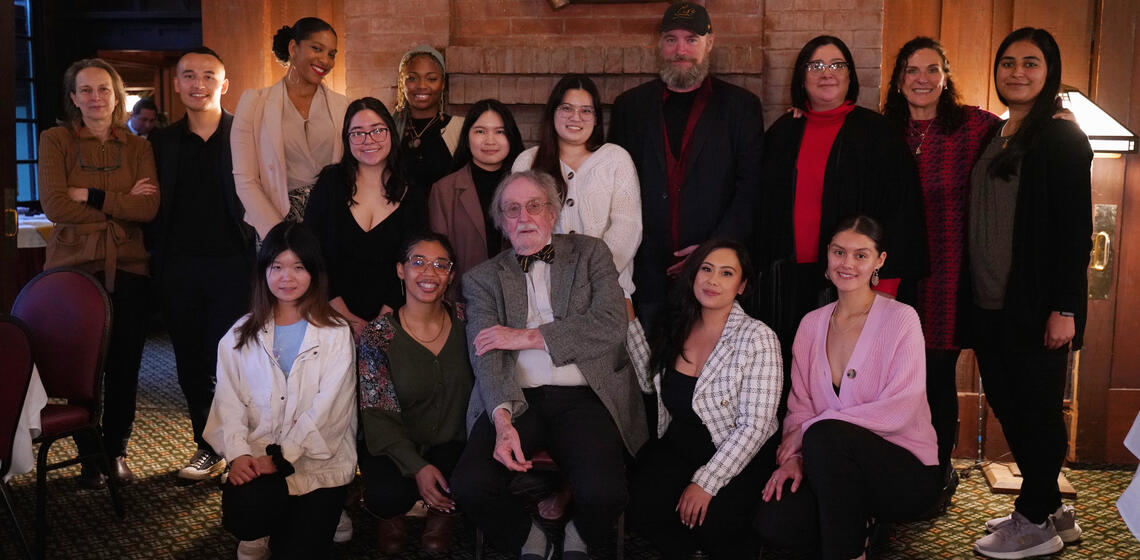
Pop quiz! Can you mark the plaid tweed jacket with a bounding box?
[640,302,783,496]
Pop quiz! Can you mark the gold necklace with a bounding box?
[829,299,874,334]
[910,118,936,155]
[406,114,440,149]
[399,308,449,345]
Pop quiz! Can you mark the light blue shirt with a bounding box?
[273,320,309,377]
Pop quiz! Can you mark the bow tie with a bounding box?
[517,244,555,273]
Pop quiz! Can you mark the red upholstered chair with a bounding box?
[0,315,37,559]
[10,268,124,556]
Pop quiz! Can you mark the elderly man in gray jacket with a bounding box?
[451,170,648,560]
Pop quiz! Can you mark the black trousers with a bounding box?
[159,254,251,452]
[221,474,348,559]
[358,440,465,517]
[972,307,1069,524]
[451,386,628,554]
[76,270,149,459]
[926,348,961,469]
[630,429,776,559]
[754,420,942,560]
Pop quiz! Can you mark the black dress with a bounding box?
[304,165,429,322]
[402,115,455,197]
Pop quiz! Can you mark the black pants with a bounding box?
[972,307,1069,524]
[926,348,960,469]
[221,474,348,559]
[451,386,628,554]
[358,440,464,517]
[159,254,251,452]
[630,429,776,559]
[754,420,941,560]
[75,270,149,459]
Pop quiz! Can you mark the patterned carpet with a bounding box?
[3,334,1139,559]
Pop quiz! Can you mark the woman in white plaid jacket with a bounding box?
[627,238,783,560]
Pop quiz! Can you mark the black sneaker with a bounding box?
[178,449,226,480]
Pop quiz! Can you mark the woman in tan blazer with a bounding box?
[231,17,347,239]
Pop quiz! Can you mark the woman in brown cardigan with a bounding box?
[38,58,159,488]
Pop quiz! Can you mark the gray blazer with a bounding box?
[461,234,649,455]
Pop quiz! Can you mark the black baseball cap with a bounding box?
[659,2,712,36]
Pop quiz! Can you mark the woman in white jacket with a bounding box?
[629,239,783,560]
[204,221,356,559]
[231,17,348,239]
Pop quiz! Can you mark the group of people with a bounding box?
[35,2,1092,559]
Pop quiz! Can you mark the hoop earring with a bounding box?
[823,270,830,281]
[285,63,301,86]
[871,268,880,287]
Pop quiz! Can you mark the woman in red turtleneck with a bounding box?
[753,35,924,359]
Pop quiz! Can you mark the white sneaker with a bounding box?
[986,504,1082,543]
[236,536,270,560]
[333,510,353,543]
[974,511,1064,559]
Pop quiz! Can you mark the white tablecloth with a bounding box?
[3,367,47,482]
[17,214,54,249]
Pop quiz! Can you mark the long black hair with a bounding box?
[532,74,605,199]
[235,222,343,350]
[451,99,526,173]
[335,97,409,206]
[883,36,966,133]
[988,27,1063,180]
[271,17,336,65]
[648,239,756,375]
[791,35,860,111]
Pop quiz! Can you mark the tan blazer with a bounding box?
[428,164,499,300]
[231,79,347,238]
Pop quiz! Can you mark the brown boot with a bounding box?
[375,515,407,554]
[421,509,457,553]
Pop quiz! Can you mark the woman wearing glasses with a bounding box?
[232,17,346,239]
[357,232,473,554]
[304,97,423,340]
[38,58,159,488]
[754,35,924,361]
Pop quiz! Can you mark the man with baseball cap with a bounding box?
[609,2,764,331]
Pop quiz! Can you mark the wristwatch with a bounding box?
[1058,311,1075,317]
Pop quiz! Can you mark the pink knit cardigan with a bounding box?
[782,295,938,466]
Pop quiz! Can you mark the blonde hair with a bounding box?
[61,58,128,127]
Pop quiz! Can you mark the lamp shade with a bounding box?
[1000,86,1138,154]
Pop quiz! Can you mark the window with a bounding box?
[15,0,38,202]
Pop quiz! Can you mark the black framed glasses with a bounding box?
[347,127,391,145]
[76,144,122,172]
[805,61,850,73]
[407,255,454,272]
[501,200,551,219]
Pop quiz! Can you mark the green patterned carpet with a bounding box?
[3,334,1138,559]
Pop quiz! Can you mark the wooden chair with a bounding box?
[10,268,124,557]
[0,315,37,560]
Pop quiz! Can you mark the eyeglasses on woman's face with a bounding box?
[347,127,390,145]
[555,103,596,121]
[805,61,850,73]
[406,255,454,272]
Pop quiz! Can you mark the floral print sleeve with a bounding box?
[357,314,401,412]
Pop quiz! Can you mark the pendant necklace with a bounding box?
[406,114,440,149]
[910,119,935,155]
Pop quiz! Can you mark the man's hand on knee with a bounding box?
[492,409,532,472]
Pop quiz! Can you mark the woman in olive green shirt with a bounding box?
[357,231,472,554]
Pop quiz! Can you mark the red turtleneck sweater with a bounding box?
[794,101,855,263]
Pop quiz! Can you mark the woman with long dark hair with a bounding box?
[754,35,924,361]
[304,97,422,339]
[882,36,1001,508]
[629,239,782,559]
[754,215,940,560]
[428,98,526,295]
[513,74,642,316]
[39,58,159,487]
[204,222,356,558]
[232,17,346,238]
[357,232,474,554]
[969,28,1091,559]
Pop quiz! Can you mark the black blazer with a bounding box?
[961,118,1092,349]
[753,107,925,337]
[147,111,256,276]
[609,77,764,314]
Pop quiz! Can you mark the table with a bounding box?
[17,214,54,249]
[3,367,47,482]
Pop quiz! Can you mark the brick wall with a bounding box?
[340,0,885,139]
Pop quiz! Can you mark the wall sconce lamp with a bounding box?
[1002,86,1138,158]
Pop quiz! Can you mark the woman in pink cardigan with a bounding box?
[753,215,940,560]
